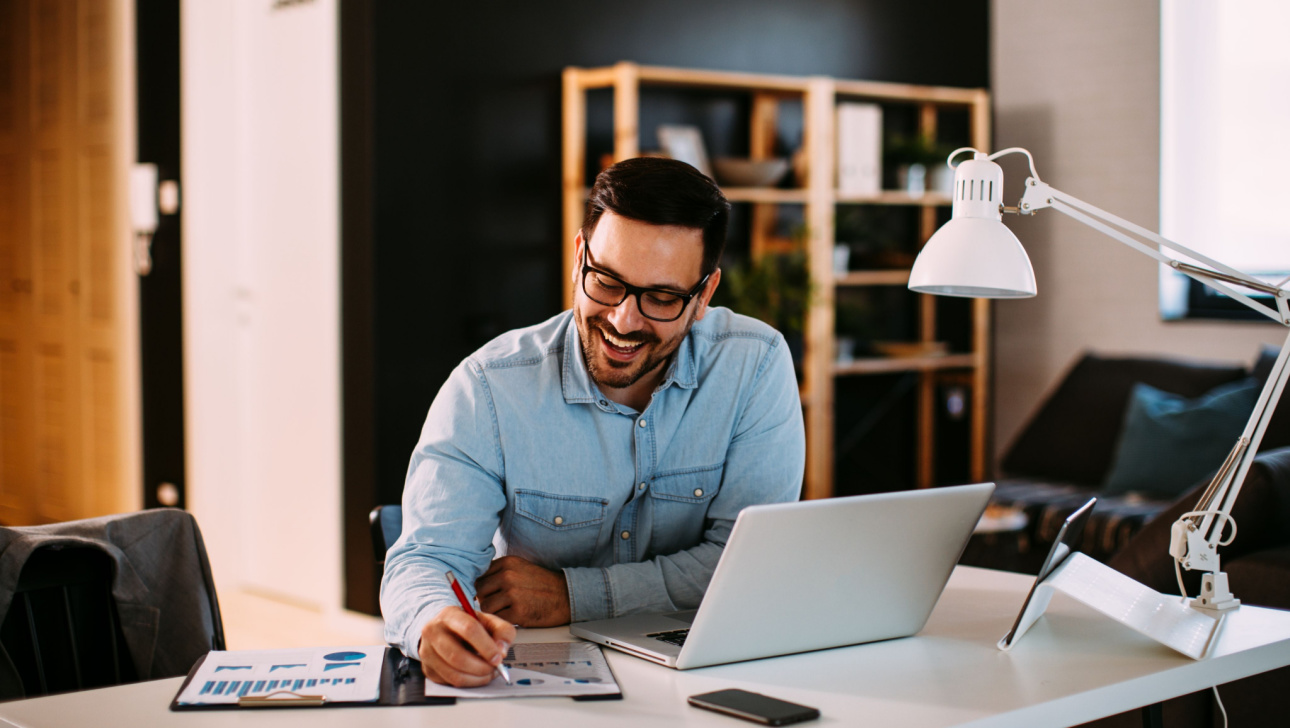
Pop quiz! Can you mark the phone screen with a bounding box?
[688,689,820,726]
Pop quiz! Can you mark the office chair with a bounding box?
[0,509,225,701]
[369,505,403,567]
[0,546,137,699]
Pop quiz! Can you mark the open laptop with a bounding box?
[570,481,994,669]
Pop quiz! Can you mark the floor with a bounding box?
[219,588,387,651]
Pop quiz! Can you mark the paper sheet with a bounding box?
[424,641,619,699]
[175,646,384,705]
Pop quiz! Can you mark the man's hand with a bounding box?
[418,606,516,687]
[476,555,572,627]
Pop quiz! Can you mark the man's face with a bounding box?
[572,211,719,393]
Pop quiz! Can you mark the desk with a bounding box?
[2,567,1288,728]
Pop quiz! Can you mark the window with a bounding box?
[1160,0,1290,320]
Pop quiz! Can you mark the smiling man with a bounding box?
[380,157,805,687]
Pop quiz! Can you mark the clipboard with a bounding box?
[169,644,624,710]
[170,647,454,710]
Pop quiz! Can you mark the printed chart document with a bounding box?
[175,646,384,705]
[424,641,619,699]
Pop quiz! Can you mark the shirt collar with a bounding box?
[561,314,699,406]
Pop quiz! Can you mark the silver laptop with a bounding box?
[570,482,994,669]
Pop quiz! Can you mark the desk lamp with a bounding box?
[909,147,1290,612]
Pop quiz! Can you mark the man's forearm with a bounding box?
[563,536,727,622]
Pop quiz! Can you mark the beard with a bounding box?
[575,307,694,392]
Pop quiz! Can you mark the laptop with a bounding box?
[570,481,994,669]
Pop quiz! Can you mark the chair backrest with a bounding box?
[0,546,137,699]
[369,505,403,567]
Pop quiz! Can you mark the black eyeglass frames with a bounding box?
[580,248,710,323]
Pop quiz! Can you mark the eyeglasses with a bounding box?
[581,247,710,323]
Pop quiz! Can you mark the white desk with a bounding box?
[2,567,1288,728]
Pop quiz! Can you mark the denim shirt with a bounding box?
[380,307,805,657]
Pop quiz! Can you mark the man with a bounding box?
[381,157,805,687]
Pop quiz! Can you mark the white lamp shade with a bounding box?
[908,217,1037,298]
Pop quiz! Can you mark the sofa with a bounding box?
[962,346,1290,727]
[962,345,1290,575]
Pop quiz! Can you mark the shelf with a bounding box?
[835,270,910,286]
[721,187,809,204]
[836,191,952,206]
[563,62,991,499]
[833,353,977,376]
[584,187,949,207]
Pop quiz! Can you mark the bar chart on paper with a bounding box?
[176,646,385,705]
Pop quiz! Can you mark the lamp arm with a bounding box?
[1015,178,1290,609]
[1019,181,1289,325]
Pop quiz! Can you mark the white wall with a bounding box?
[990,0,1285,461]
[182,0,342,612]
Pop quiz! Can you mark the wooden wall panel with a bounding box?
[0,0,127,525]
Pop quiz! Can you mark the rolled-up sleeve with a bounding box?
[379,360,508,657]
[563,334,805,621]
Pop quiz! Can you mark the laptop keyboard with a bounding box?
[646,629,689,647]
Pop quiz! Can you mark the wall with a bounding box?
[990,1,1285,460]
[182,0,342,612]
[349,0,991,611]
[364,0,990,504]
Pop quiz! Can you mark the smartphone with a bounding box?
[687,689,820,726]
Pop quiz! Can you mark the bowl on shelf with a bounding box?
[713,157,790,188]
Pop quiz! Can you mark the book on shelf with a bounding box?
[836,102,882,196]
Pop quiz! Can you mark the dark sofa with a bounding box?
[965,346,1290,727]
[966,346,1290,575]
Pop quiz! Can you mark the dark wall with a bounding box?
[344,0,990,612]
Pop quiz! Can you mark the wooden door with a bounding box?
[0,0,135,525]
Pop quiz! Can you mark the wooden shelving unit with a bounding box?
[562,62,991,500]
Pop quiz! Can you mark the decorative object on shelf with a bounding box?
[832,243,851,274]
[885,134,952,195]
[909,146,1290,614]
[657,125,712,178]
[712,157,790,188]
[836,337,857,364]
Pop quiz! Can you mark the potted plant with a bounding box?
[711,250,813,377]
[884,135,954,195]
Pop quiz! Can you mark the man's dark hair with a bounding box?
[581,157,730,277]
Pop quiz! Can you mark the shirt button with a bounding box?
[638,419,647,428]
[694,488,704,497]
[553,516,563,525]
[638,483,646,490]
[599,400,607,406]
[621,530,631,540]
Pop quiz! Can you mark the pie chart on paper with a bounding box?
[323,651,367,662]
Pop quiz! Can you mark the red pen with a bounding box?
[445,571,512,684]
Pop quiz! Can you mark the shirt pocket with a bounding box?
[509,489,608,569]
[646,464,722,556]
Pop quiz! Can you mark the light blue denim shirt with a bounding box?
[380,307,805,656]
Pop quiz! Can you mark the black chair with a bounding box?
[0,546,137,699]
[369,505,403,567]
[0,509,225,702]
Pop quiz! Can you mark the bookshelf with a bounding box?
[562,62,991,499]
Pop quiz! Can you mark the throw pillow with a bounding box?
[1002,353,1247,486]
[1102,377,1261,499]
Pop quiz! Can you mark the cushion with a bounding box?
[1102,378,1261,499]
[1002,353,1248,486]
[1251,343,1290,451]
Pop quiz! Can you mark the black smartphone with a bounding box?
[688,688,820,726]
